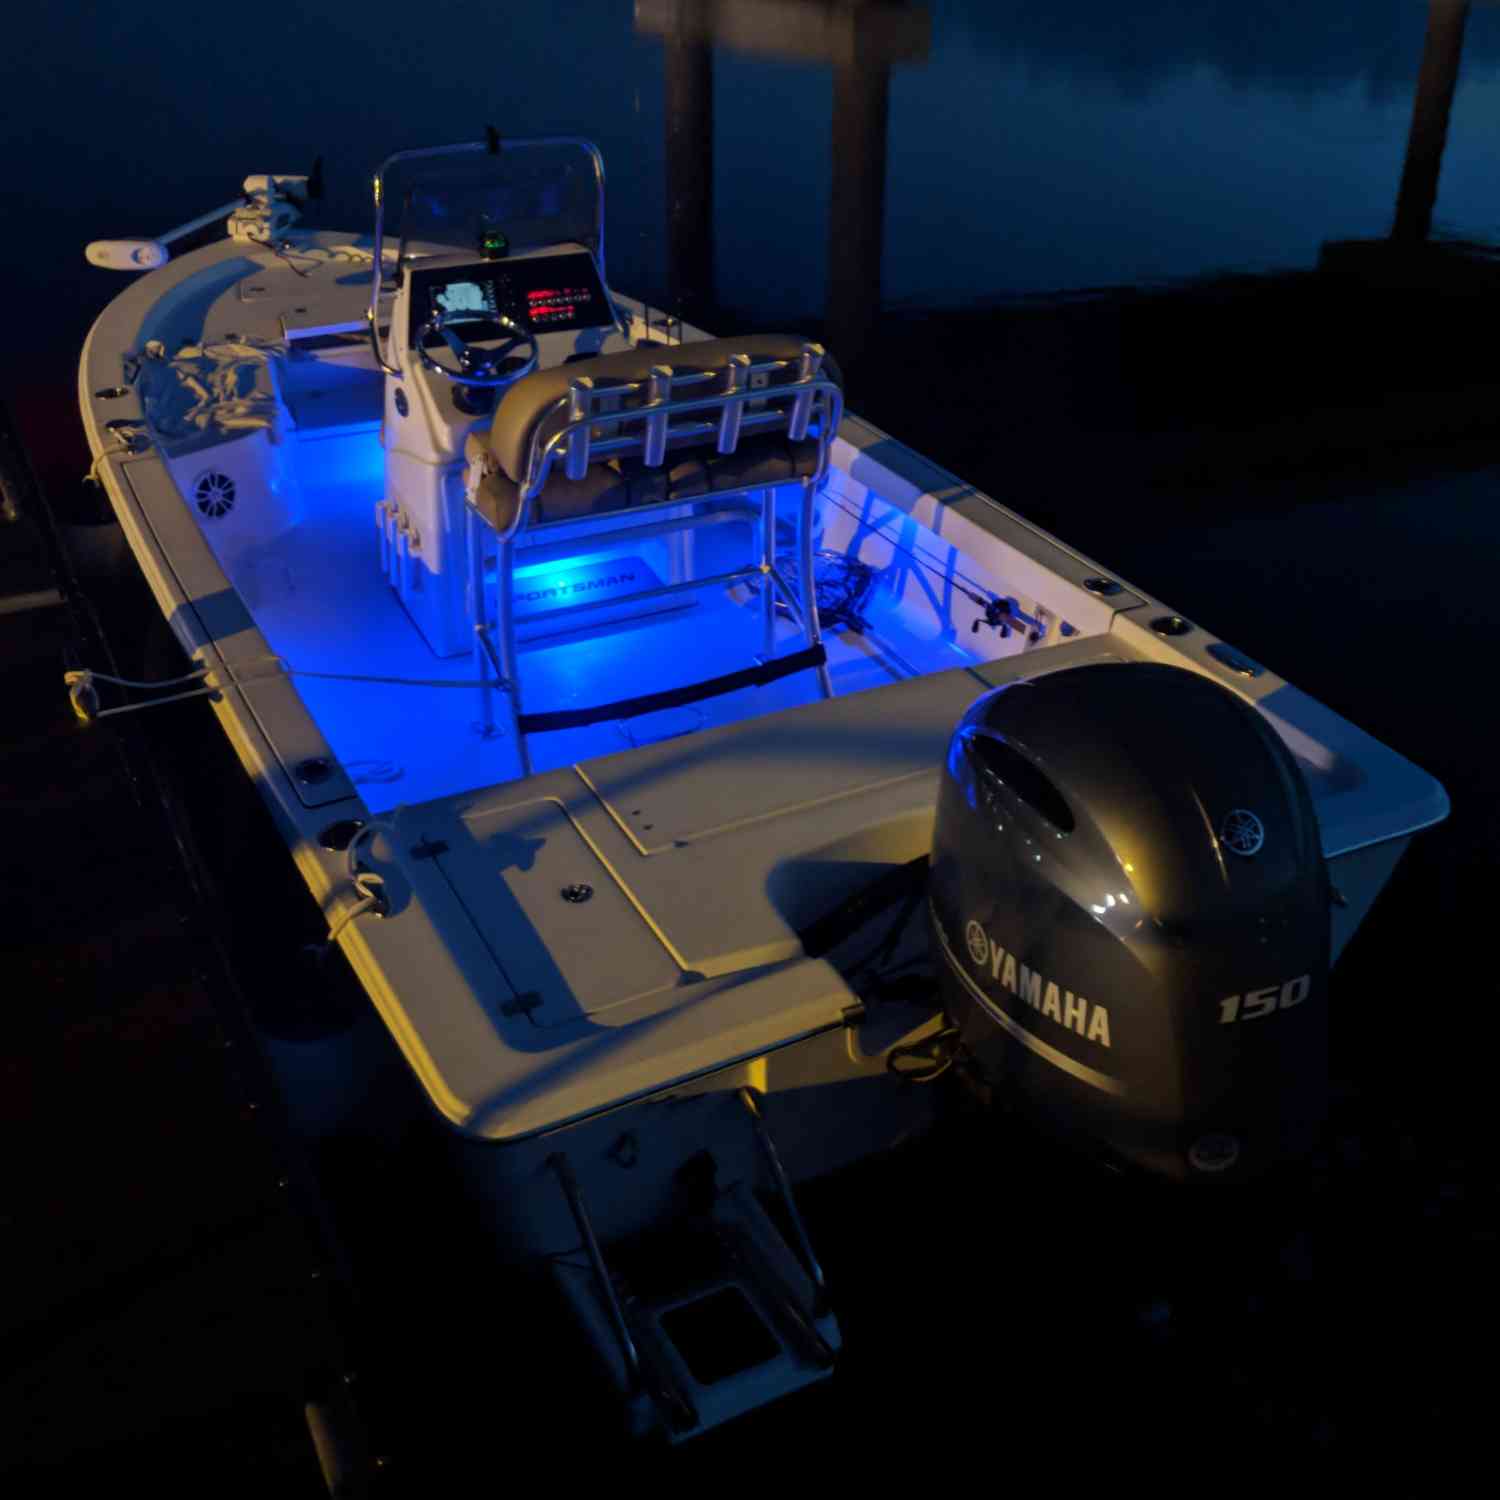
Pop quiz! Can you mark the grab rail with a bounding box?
[547,1151,641,1390]
[738,1087,829,1317]
[494,353,842,543]
[547,1152,698,1434]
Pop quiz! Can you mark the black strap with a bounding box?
[517,645,827,735]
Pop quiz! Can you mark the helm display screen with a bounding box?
[431,279,499,324]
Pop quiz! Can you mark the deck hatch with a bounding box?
[577,667,1000,854]
[436,795,682,1027]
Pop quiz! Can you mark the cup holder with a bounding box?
[1150,615,1193,637]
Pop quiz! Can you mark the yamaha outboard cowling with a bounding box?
[928,662,1329,1183]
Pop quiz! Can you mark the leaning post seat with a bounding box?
[462,335,844,775]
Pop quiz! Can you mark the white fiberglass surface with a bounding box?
[208,430,1007,813]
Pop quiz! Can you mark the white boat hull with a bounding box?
[78,220,1447,1439]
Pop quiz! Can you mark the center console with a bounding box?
[380,243,635,656]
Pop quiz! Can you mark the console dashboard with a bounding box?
[405,248,616,348]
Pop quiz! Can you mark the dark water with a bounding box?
[5,0,1500,377]
[6,1,1500,1484]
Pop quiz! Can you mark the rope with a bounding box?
[63,665,218,725]
[64,649,499,740]
[317,820,398,954]
[344,759,404,784]
[84,442,133,488]
[275,662,497,690]
[62,664,400,951]
[217,652,493,692]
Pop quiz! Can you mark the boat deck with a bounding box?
[232,497,980,810]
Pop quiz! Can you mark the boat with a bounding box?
[76,136,1448,1442]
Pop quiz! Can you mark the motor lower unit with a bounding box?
[928,662,1331,1183]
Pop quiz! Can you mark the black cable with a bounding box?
[768,547,879,634]
[886,1026,962,1083]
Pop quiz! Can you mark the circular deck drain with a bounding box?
[193,470,237,518]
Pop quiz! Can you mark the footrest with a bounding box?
[517,643,828,735]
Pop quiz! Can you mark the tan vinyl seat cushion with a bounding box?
[465,334,840,534]
[466,431,824,534]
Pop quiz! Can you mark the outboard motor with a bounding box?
[928,662,1330,1184]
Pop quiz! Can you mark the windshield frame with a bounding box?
[366,136,606,375]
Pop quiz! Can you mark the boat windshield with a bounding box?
[374,138,605,270]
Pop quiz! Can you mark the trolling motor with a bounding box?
[85,160,324,270]
[926,662,1331,1184]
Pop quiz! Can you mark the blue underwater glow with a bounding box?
[511,548,619,579]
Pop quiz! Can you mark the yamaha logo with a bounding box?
[1219,808,1265,857]
[958,916,1112,1048]
[965,919,990,967]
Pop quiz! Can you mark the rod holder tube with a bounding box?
[564,378,594,481]
[788,343,824,442]
[643,366,673,468]
[717,354,749,453]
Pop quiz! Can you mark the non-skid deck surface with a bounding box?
[235,503,980,812]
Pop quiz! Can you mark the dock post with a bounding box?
[664,2,715,327]
[828,19,891,374]
[1391,0,1471,244]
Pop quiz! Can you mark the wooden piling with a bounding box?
[663,5,715,324]
[1391,0,1470,244]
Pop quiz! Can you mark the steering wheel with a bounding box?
[412,311,539,390]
